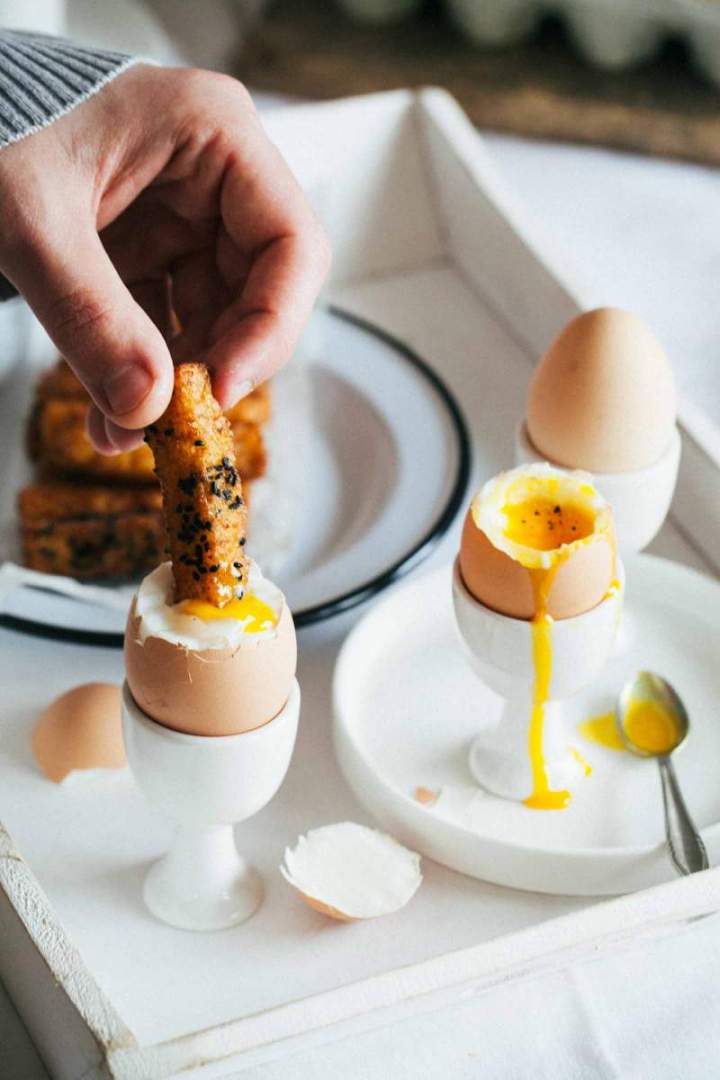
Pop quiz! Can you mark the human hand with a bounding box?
[0,65,330,453]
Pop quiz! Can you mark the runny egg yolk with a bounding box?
[503,496,598,811]
[181,594,278,633]
[579,711,626,751]
[504,497,595,550]
[623,698,680,755]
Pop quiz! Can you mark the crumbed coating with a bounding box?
[19,482,163,522]
[19,482,165,579]
[145,363,249,605]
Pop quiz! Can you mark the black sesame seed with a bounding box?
[209,564,220,573]
[554,505,561,514]
[194,439,204,447]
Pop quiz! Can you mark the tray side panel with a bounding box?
[109,868,720,1079]
[0,827,134,1080]
[417,88,584,355]
[263,91,445,286]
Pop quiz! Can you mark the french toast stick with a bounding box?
[145,363,249,605]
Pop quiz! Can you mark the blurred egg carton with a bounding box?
[338,0,720,85]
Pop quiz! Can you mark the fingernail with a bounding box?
[234,378,254,401]
[102,364,153,417]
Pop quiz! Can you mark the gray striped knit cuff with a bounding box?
[0,31,138,150]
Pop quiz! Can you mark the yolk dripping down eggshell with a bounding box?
[527,307,676,473]
[32,683,125,782]
[459,509,614,620]
[124,601,297,736]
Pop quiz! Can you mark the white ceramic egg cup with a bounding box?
[452,559,623,802]
[122,680,300,932]
[514,423,681,555]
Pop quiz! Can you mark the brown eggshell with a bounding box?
[124,602,297,735]
[32,683,125,782]
[300,893,356,922]
[527,307,676,473]
[459,510,614,621]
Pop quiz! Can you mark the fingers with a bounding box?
[206,151,331,407]
[87,406,147,454]
[4,212,174,431]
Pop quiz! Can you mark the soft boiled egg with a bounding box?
[459,462,616,621]
[124,560,296,736]
[459,463,619,811]
[527,307,676,473]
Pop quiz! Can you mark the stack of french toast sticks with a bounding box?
[18,360,269,579]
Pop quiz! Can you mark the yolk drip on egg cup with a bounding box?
[463,469,618,811]
[507,496,598,810]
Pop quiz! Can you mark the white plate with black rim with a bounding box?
[0,308,471,646]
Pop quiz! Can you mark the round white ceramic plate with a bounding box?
[333,553,720,896]
[0,309,470,645]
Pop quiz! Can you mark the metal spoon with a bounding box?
[617,671,709,876]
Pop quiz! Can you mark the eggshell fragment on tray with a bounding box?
[32,683,125,783]
[527,307,676,473]
[280,823,422,921]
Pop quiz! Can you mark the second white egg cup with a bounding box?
[515,423,681,555]
[122,680,300,932]
[452,559,623,803]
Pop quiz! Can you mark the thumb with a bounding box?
[4,214,173,430]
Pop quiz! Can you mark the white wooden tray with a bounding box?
[2,88,720,1080]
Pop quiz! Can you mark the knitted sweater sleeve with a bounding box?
[0,30,137,298]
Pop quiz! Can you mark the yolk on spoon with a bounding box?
[181,594,278,634]
[580,700,679,757]
[623,697,680,755]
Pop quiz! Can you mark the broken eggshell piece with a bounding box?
[281,822,422,921]
[124,560,297,736]
[32,683,125,783]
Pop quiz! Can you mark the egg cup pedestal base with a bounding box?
[143,826,263,932]
[452,559,623,806]
[122,680,300,932]
[468,697,588,803]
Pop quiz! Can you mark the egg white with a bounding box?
[134,560,284,650]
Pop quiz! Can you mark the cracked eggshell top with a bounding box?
[124,562,297,736]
